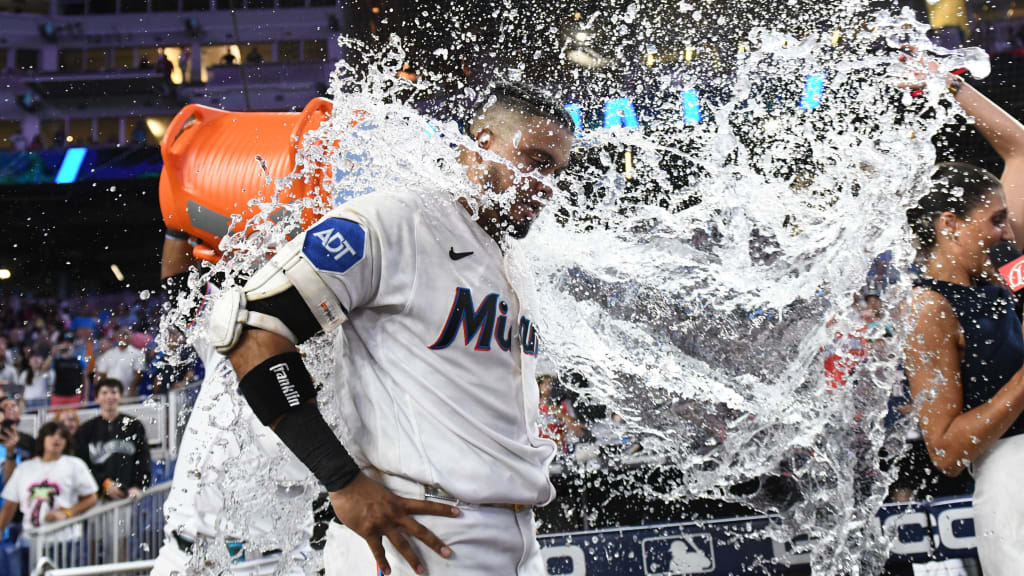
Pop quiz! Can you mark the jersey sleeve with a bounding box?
[295,192,417,316]
[297,207,381,314]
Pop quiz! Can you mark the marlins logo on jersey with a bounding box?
[429,287,539,356]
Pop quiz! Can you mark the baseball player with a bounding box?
[210,81,575,575]
[151,232,315,576]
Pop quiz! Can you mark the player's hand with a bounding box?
[328,473,459,575]
[127,487,142,499]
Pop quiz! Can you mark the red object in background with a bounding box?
[159,98,336,263]
[998,257,1024,293]
[824,328,868,390]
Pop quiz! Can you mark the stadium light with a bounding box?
[603,98,639,130]
[564,103,584,136]
[800,74,826,110]
[682,89,702,125]
[54,147,88,185]
[0,269,10,280]
[110,264,125,282]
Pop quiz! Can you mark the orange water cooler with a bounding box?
[159,97,335,262]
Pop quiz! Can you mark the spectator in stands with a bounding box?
[220,50,237,66]
[0,397,35,486]
[75,379,151,501]
[54,409,80,438]
[51,333,87,407]
[0,351,16,394]
[131,121,148,145]
[178,48,190,84]
[10,132,26,153]
[156,51,173,81]
[94,328,145,397]
[139,55,152,69]
[0,422,98,542]
[246,47,264,65]
[537,374,586,452]
[17,353,52,411]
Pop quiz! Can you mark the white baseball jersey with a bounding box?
[296,188,557,506]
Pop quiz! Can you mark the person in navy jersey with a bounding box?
[904,162,1024,574]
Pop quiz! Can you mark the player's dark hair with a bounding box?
[468,81,575,136]
[35,421,74,457]
[96,378,124,395]
[907,162,1003,251]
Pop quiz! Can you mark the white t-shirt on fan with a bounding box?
[1,455,99,540]
[95,345,146,389]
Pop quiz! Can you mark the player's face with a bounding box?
[477,116,573,239]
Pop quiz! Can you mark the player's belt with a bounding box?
[370,469,532,513]
[423,484,531,514]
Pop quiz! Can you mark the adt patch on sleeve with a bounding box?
[303,218,366,274]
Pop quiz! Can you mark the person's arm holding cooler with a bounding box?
[218,210,456,576]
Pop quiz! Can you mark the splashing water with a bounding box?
[157,1,994,573]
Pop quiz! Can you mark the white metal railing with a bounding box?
[17,382,202,464]
[26,482,171,574]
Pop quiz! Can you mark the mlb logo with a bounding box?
[642,533,715,575]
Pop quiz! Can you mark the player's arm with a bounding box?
[950,79,1024,245]
[160,230,197,281]
[217,226,456,575]
[905,290,1024,476]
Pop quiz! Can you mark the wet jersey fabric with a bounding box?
[298,188,557,506]
[915,278,1024,438]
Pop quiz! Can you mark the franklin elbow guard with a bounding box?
[209,239,347,354]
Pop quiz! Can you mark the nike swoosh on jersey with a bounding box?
[449,247,474,260]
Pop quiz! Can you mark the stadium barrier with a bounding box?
[26,482,170,574]
[538,495,978,575]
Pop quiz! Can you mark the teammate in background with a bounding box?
[151,232,312,575]
[74,379,151,501]
[217,82,573,575]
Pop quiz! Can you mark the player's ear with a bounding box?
[476,129,493,151]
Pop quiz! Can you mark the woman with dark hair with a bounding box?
[0,422,97,542]
[904,161,1024,573]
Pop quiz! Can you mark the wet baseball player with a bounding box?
[211,82,575,575]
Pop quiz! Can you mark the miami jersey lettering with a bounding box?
[429,287,539,356]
